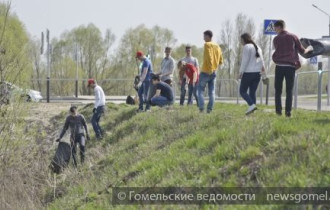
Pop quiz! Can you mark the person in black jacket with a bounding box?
[56,106,90,166]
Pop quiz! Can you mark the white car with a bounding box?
[0,81,43,103]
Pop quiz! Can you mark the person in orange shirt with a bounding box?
[198,30,223,113]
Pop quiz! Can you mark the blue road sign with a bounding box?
[310,56,318,65]
[264,19,278,35]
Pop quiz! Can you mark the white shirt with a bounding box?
[160,56,175,81]
[181,56,199,68]
[94,85,105,108]
[239,43,264,73]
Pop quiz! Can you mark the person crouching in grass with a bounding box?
[150,74,174,108]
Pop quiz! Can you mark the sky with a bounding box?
[8,0,330,48]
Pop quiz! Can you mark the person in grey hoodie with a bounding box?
[238,33,265,115]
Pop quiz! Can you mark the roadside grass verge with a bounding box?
[46,103,330,210]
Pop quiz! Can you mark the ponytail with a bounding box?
[240,33,260,58]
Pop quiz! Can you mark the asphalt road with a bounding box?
[43,95,330,111]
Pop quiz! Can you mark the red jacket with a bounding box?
[185,63,199,84]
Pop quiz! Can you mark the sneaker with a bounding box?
[145,109,151,113]
[276,111,282,116]
[207,109,212,114]
[245,104,257,115]
[136,109,144,113]
[199,109,204,113]
[285,112,291,118]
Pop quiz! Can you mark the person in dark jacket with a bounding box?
[272,20,313,117]
[56,106,90,166]
[150,74,174,107]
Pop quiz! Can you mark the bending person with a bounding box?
[56,106,90,167]
[177,60,199,106]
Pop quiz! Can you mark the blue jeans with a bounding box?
[179,78,186,105]
[198,72,216,111]
[151,96,172,107]
[91,106,104,138]
[240,72,260,106]
[138,80,151,110]
[188,83,198,106]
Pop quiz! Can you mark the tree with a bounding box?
[109,24,177,95]
[232,13,256,79]
[0,2,31,86]
[51,24,116,95]
[29,38,45,92]
[218,14,256,97]
[219,19,233,79]
[256,23,271,73]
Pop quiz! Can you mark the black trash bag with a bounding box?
[50,142,71,174]
[126,95,135,105]
[300,38,330,58]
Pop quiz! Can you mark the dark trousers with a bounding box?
[239,72,260,106]
[91,106,104,138]
[71,135,85,167]
[180,78,186,105]
[274,65,296,114]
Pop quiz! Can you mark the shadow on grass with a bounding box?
[313,119,330,125]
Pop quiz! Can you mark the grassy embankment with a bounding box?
[46,103,330,210]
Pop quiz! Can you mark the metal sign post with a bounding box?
[313,4,330,106]
[263,19,278,105]
[322,36,330,106]
[75,43,79,98]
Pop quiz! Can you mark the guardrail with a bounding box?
[262,70,330,112]
[292,70,330,111]
[31,70,330,111]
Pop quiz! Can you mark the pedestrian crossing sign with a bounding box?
[310,56,318,65]
[264,19,278,35]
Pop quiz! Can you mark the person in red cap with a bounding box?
[136,51,153,112]
[87,79,105,139]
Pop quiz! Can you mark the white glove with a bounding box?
[306,45,314,52]
[137,81,142,88]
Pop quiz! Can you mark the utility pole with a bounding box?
[75,43,79,98]
[312,4,330,106]
[46,29,50,103]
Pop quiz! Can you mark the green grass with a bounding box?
[46,103,330,210]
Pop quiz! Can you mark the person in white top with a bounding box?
[157,47,175,86]
[238,33,265,115]
[87,79,105,139]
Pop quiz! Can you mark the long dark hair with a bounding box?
[241,33,260,58]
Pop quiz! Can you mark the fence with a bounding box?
[30,69,330,111]
[31,78,136,97]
